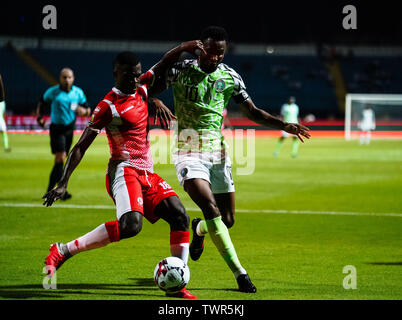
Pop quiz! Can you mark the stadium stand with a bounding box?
[339,56,402,94]
[1,37,401,123]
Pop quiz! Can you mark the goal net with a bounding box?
[345,94,402,140]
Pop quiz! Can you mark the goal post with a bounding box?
[345,93,402,140]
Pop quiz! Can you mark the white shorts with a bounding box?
[0,116,6,132]
[174,152,235,194]
[0,102,6,132]
[281,131,297,138]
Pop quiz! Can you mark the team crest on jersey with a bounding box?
[137,197,143,206]
[180,168,188,177]
[214,79,226,92]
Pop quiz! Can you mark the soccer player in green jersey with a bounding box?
[161,26,310,293]
[273,96,301,158]
[0,73,11,152]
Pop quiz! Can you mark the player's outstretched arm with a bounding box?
[42,127,99,207]
[238,98,311,142]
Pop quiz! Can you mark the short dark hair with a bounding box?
[113,51,140,68]
[200,26,229,43]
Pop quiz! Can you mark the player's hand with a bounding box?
[149,98,176,129]
[37,116,46,128]
[42,185,66,207]
[181,40,206,57]
[283,123,311,142]
[75,106,90,117]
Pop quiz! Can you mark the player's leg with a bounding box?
[47,124,67,192]
[291,135,299,158]
[211,159,236,228]
[44,165,144,276]
[0,116,10,152]
[142,172,196,299]
[44,210,142,277]
[360,131,365,145]
[366,131,371,145]
[153,194,190,261]
[47,151,66,192]
[214,192,235,228]
[184,178,256,292]
[63,210,142,254]
[155,197,197,299]
[60,125,74,199]
[273,135,285,157]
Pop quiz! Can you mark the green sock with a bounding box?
[292,139,299,156]
[206,216,246,278]
[2,132,9,149]
[274,140,283,154]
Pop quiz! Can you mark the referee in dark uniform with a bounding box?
[36,68,91,200]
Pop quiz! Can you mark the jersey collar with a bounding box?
[112,87,136,97]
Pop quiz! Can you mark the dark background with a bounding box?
[2,1,401,45]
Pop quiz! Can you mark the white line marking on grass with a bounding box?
[1,202,402,218]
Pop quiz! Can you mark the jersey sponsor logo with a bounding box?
[214,79,226,92]
[121,105,134,114]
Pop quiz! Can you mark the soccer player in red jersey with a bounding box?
[42,41,205,299]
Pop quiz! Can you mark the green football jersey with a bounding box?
[167,59,249,153]
[281,103,299,124]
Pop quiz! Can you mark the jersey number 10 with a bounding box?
[185,86,198,102]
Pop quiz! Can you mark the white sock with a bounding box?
[366,132,371,144]
[170,243,189,264]
[66,224,111,255]
[170,231,190,264]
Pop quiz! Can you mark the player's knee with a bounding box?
[223,215,235,228]
[54,152,66,163]
[118,211,142,239]
[203,201,221,220]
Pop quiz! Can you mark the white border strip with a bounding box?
[1,203,401,218]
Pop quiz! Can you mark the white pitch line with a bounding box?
[0,202,401,218]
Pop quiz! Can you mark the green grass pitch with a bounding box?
[0,132,401,300]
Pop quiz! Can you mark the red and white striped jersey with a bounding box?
[88,71,154,172]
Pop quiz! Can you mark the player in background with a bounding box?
[358,105,376,145]
[0,73,11,152]
[159,26,310,293]
[273,96,301,158]
[36,68,91,200]
[42,41,205,299]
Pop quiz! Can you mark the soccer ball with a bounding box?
[153,257,190,293]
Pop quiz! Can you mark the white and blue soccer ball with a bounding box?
[153,256,190,293]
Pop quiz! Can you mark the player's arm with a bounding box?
[147,40,206,97]
[151,40,205,77]
[42,100,111,206]
[0,74,5,102]
[36,96,48,128]
[42,127,99,206]
[75,102,91,117]
[238,98,311,142]
[75,91,91,117]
